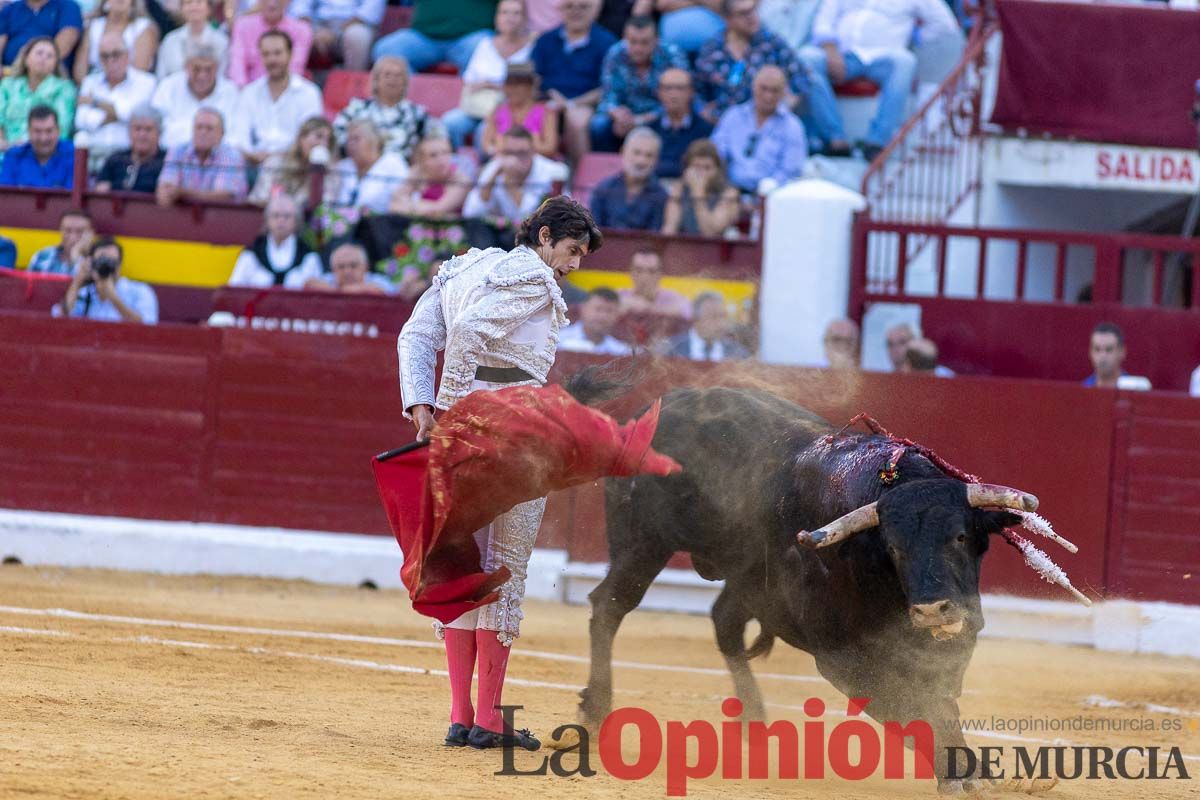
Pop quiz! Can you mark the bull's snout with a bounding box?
[909,600,967,641]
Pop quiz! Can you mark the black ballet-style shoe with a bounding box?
[467,724,541,751]
[444,723,471,747]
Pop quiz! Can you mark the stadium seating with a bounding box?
[407,73,464,117]
[323,70,371,119]
[572,152,623,198]
[379,4,413,37]
[834,78,880,97]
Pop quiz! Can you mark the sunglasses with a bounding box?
[100,50,127,60]
[743,132,759,158]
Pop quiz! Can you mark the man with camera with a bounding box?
[55,236,159,324]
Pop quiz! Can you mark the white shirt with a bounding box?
[1190,365,1200,397]
[287,0,385,25]
[75,68,157,151]
[557,321,632,356]
[227,234,325,288]
[462,155,569,220]
[689,329,727,361]
[461,36,534,86]
[157,25,230,79]
[811,0,959,61]
[235,73,323,156]
[328,153,409,214]
[152,71,243,150]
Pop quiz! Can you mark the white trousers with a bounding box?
[437,496,546,646]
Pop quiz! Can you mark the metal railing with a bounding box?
[849,219,1200,314]
[859,20,996,224]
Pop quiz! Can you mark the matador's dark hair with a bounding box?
[515,196,604,253]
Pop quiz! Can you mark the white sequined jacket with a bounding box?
[397,245,569,415]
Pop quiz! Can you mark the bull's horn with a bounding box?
[966,483,1039,512]
[796,502,879,549]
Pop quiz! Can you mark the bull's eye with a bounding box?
[956,533,967,544]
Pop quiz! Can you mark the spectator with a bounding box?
[462,124,567,220]
[372,0,493,74]
[54,235,158,324]
[0,37,76,150]
[588,126,667,230]
[334,56,442,164]
[0,0,82,70]
[695,0,841,150]
[662,139,739,236]
[656,0,724,56]
[152,41,241,149]
[248,115,332,206]
[759,0,820,51]
[94,102,165,192]
[0,234,15,268]
[326,118,409,214]
[558,287,633,355]
[74,0,159,83]
[309,241,393,294]
[711,65,806,192]
[664,290,749,360]
[480,62,558,159]
[1083,322,1129,389]
[531,0,618,165]
[598,0,655,38]
[618,246,690,317]
[290,0,382,71]
[903,337,954,377]
[441,0,535,149]
[0,105,74,188]
[226,0,310,87]
[801,0,959,160]
[591,15,687,152]
[884,320,914,371]
[156,107,248,205]
[28,209,94,275]
[821,317,859,370]
[234,30,322,164]
[227,194,325,288]
[74,32,157,156]
[649,67,712,179]
[156,0,229,79]
[388,133,472,218]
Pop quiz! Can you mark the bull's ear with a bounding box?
[978,509,1021,533]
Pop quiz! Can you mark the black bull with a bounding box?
[577,386,1023,791]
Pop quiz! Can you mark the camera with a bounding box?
[92,256,119,279]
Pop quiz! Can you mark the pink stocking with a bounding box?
[473,631,512,732]
[442,628,477,727]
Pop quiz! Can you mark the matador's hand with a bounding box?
[411,404,436,442]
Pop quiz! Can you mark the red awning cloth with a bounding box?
[990,0,1200,149]
[371,384,682,623]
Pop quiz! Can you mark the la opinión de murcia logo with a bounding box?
[493,700,1193,796]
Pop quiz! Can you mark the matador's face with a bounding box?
[539,233,590,280]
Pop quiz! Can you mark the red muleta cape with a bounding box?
[371,384,682,623]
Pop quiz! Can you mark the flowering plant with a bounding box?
[375,218,472,284]
[303,202,360,250]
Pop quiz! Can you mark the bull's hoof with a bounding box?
[937,777,990,795]
[577,687,611,730]
[989,777,1059,795]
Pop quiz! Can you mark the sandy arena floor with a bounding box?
[0,565,1197,800]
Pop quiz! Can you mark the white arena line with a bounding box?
[8,625,1198,763]
[1085,694,1200,719]
[0,605,823,684]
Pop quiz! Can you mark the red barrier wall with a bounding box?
[2,314,1196,606]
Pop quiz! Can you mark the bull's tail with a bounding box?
[743,628,775,660]
[562,356,650,407]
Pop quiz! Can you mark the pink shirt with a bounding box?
[495,103,547,137]
[228,14,313,87]
[618,287,692,319]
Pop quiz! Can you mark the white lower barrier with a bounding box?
[1,508,1196,660]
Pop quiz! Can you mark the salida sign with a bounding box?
[1096,149,1197,187]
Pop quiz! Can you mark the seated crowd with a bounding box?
[0,0,965,234]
